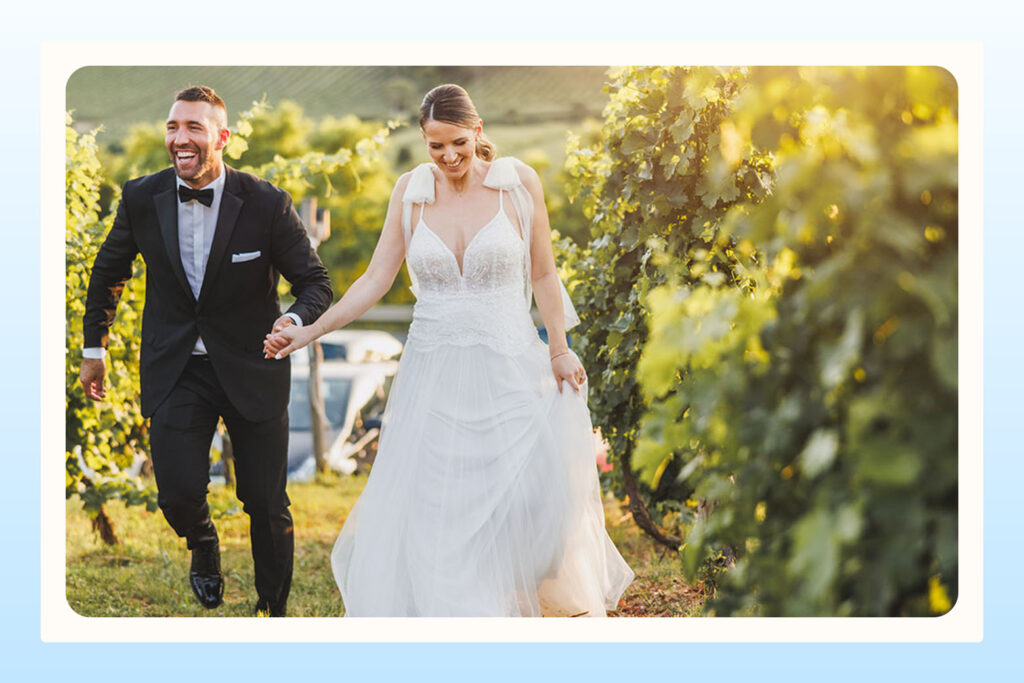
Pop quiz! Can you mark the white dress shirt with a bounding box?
[179,165,225,354]
[83,164,301,360]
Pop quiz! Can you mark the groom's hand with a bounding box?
[265,315,296,358]
[80,357,107,401]
[271,315,295,334]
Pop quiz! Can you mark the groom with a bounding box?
[79,85,333,617]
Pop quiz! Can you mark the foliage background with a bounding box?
[566,66,957,616]
[65,64,958,618]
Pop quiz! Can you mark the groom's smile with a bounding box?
[173,147,201,176]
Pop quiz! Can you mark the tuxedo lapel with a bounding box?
[154,180,193,299]
[197,166,243,309]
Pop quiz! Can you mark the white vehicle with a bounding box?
[285,359,398,480]
[211,330,403,482]
[290,329,404,365]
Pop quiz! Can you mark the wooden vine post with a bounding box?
[300,197,331,475]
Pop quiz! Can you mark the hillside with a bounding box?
[66,65,612,138]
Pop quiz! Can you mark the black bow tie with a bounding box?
[178,185,214,207]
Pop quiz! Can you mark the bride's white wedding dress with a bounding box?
[331,158,634,616]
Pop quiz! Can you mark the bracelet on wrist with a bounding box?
[550,350,571,361]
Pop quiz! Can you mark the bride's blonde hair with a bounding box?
[419,84,497,161]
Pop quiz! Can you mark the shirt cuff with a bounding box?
[82,347,106,359]
[285,312,303,327]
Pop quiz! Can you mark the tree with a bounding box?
[647,66,958,618]
[562,66,772,547]
[564,66,956,616]
[633,67,957,616]
[66,116,155,543]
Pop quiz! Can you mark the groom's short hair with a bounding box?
[174,85,227,127]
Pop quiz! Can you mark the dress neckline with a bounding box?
[416,208,507,278]
[415,163,517,277]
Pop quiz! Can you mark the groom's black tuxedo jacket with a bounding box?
[84,165,333,423]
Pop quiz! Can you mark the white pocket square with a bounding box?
[231,250,261,263]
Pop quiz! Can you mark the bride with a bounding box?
[265,84,634,616]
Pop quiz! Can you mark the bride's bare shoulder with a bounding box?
[390,168,422,200]
[395,170,414,191]
[508,157,542,193]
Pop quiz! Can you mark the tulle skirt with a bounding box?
[331,334,634,617]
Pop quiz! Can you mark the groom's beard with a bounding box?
[172,146,216,185]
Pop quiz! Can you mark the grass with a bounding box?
[66,475,364,617]
[603,502,708,618]
[66,475,705,618]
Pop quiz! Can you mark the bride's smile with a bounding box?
[422,118,484,189]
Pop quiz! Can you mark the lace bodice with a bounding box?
[409,192,526,294]
[405,190,539,355]
[399,158,579,355]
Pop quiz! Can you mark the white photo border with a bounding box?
[42,40,983,642]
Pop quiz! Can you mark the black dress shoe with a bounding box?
[254,598,286,617]
[189,540,224,609]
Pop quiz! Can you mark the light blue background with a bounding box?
[5,2,1021,679]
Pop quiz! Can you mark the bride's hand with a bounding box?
[264,324,317,359]
[551,351,586,394]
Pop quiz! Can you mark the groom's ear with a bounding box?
[216,126,230,150]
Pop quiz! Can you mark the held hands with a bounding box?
[80,357,107,401]
[264,313,305,359]
[264,322,318,360]
[551,349,586,394]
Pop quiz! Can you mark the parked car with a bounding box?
[285,358,398,480]
[290,329,403,365]
[210,357,397,482]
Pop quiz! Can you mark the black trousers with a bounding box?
[149,354,293,612]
